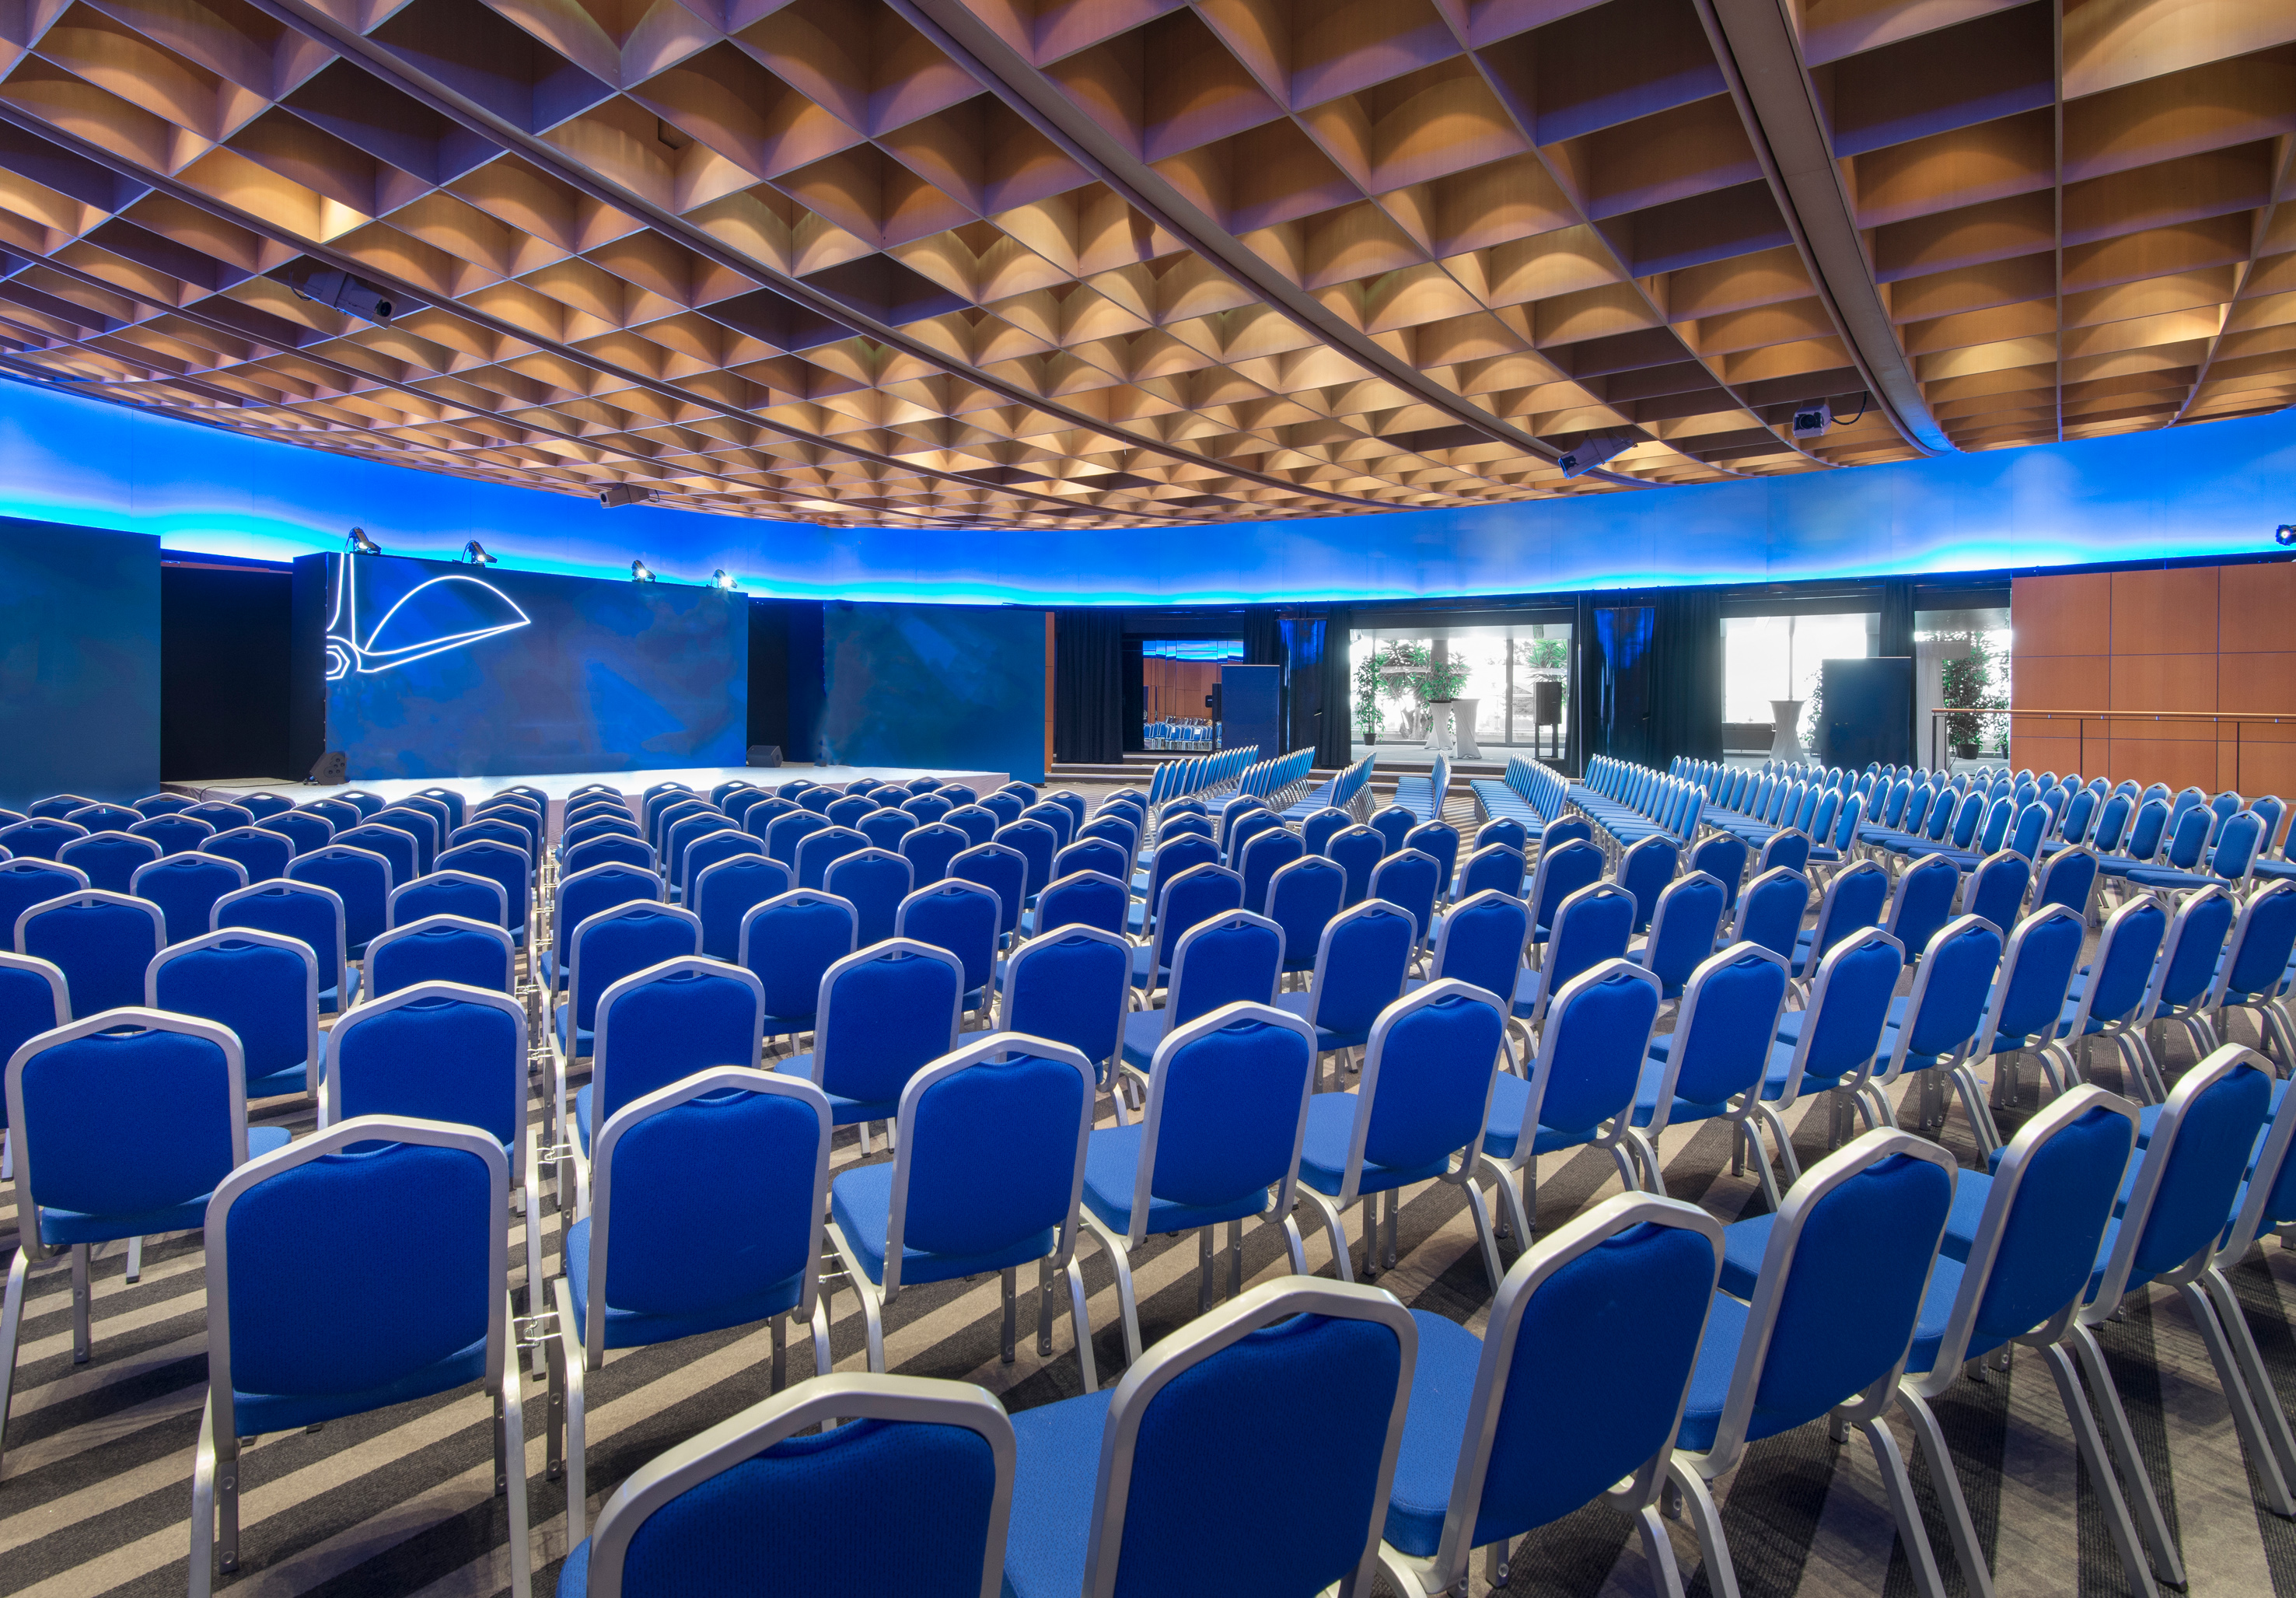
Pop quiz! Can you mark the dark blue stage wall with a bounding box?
[822,603,1047,783]
[0,515,159,809]
[313,552,747,779]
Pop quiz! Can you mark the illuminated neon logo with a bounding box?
[325,554,531,679]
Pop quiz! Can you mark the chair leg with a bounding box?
[501,1351,533,1598]
[1857,1410,1949,1598]
[1001,1265,1018,1364]
[1036,1256,1055,1358]
[2071,1324,2186,1586]
[70,1243,90,1364]
[1634,1501,1692,1598]
[1896,1386,1995,1598]
[1625,1128,1666,1196]
[1197,1226,1217,1310]
[1279,1211,1308,1275]
[1085,1220,1143,1367]
[1459,1173,1504,1296]
[1948,1065,2004,1157]
[1297,1187,1354,1282]
[124,1235,142,1285]
[810,1296,833,1379]
[2176,1278,2296,1516]
[1665,1458,1741,1598]
[0,1248,30,1468]
[772,1309,788,1391]
[217,1408,243,1576]
[857,1277,888,1372]
[189,1397,218,1598]
[2043,1339,2161,1597]
[1064,1258,1098,1393]
[1755,1102,1803,1187]
[2202,1265,2296,1492]
[1228,1217,1246,1298]
[520,1180,544,1378]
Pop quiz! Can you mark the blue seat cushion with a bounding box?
[828,1161,1056,1289]
[563,1217,803,1350]
[554,1002,593,1060]
[760,1009,814,1040]
[37,1125,292,1247]
[245,1035,323,1102]
[1673,1292,1753,1454]
[1274,991,1372,1054]
[1120,1009,1171,1069]
[1382,1309,1486,1558]
[1480,1072,1599,1161]
[1079,1123,1274,1237]
[1005,1389,1117,1598]
[1629,1057,1730,1130]
[779,1051,896,1128]
[1296,1092,1449,1198]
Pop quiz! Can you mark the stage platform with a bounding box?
[173,764,1013,826]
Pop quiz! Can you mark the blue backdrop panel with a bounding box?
[821,603,1047,782]
[0,515,159,809]
[320,552,746,779]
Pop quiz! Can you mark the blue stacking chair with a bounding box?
[1299,806,1351,857]
[1476,960,1662,1243]
[149,927,321,1102]
[1400,820,1461,903]
[1277,900,1416,1081]
[1265,853,1347,977]
[1367,806,1414,855]
[233,793,295,823]
[392,799,453,866]
[739,795,798,841]
[1449,842,1526,910]
[0,858,86,939]
[1616,836,1679,935]
[1748,927,1905,1187]
[1131,862,1245,1001]
[825,793,875,830]
[23,794,93,820]
[1756,826,1811,876]
[896,879,1001,1013]
[1950,904,2085,1152]
[564,833,654,878]
[1689,831,1749,911]
[1368,848,1439,957]
[1963,848,2030,934]
[795,823,869,892]
[739,889,857,1049]
[1002,1275,1410,1596]
[1001,925,1132,1115]
[945,802,998,847]
[781,939,964,1145]
[826,1033,1099,1386]
[560,813,638,858]
[676,827,761,904]
[1297,980,1508,1289]
[564,956,765,1209]
[1633,944,1795,1204]
[187,1117,529,1597]
[562,1370,1012,1598]
[131,851,246,944]
[202,827,291,884]
[388,866,508,929]
[1666,1131,1958,1598]
[1892,1086,2143,1597]
[368,807,437,874]
[1050,836,1127,888]
[902,791,957,827]
[17,889,165,1019]
[0,949,65,1185]
[333,823,413,888]
[58,830,160,893]
[897,819,967,885]
[824,847,914,947]
[0,818,88,860]
[1637,870,1727,1002]
[765,807,830,869]
[1325,824,1384,908]
[2203,878,2296,1060]
[1078,812,1139,865]
[994,818,1059,907]
[662,813,732,893]
[1120,909,1283,1069]
[548,1065,837,1544]
[980,791,1025,829]
[1418,890,1531,1038]
[288,843,390,958]
[1862,914,2004,1136]
[553,904,701,1073]
[856,806,914,852]
[1025,869,1128,939]
[3,1012,287,1470]
[692,853,792,962]
[1791,858,1888,988]
[542,861,661,990]
[125,792,185,817]
[363,914,516,999]
[1882,853,1959,971]
[414,786,467,830]
[2032,841,2099,918]
[1020,802,1074,855]
[2051,893,2168,1100]
[2204,1062,2296,1496]
[2126,885,2237,1094]
[952,841,1028,945]
[1508,881,1632,1040]
[1131,830,1217,917]
[453,815,536,875]
[63,802,141,834]
[128,813,213,857]
[1239,826,1305,916]
[650,799,712,859]
[1225,807,1282,869]
[213,878,352,1010]
[1374,1194,1724,1598]
[1079,1003,1319,1361]
[1524,838,1602,945]
[323,981,538,1325]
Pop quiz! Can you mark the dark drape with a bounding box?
[1879,579,1918,763]
[1279,616,1319,755]
[1054,607,1125,764]
[1648,586,1724,768]
[1313,607,1353,768]
[1242,604,1283,667]
[1574,586,1721,771]
[163,564,292,781]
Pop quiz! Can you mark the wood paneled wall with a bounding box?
[2011,562,2296,796]
[1144,659,1219,723]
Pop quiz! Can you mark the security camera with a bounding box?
[1557,431,1634,479]
[292,269,397,323]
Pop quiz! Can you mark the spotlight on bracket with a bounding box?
[346,526,381,555]
[631,559,656,583]
[600,484,652,509]
[293,269,397,323]
[2277,523,2295,548]
[461,539,497,566]
[1557,431,1634,479]
[711,569,739,591]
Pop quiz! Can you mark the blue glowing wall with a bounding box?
[0,515,159,809]
[822,603,1047,782]
[318,553,746,778]
[3,376,2294,603]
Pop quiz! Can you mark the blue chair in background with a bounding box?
[542,862,662,990]
[368,807,437,874]
[1665,1131,1957,1598]
[952,841,1028,946]
[17,889,165,1019]
[2124,885,2238,1095]
[1688,832,1749,912]
[439,838,532,970]
[125,792,184,817]
[1020,802,1074,853]
[62,802,139,833]
[1616,836,1679,936]
[0,859,86,944]
[1508,882,1632,1044]
[1130,862,1244,1003]
[2203,878,2296,1060]
[795,823,868,892]
[552,904,702,1076]
[388,867,507,929]
[1634,945,1794,1205]
[1325,824,1385,908]
[1025,869,1128,939]
[1239,827,1305,916]
[1417,890,1531,1043]
[1130,830,1218,922]
[234,794,295,823]
[764,807,830,869]
[1299,806,1351,857]
[1080,1002,1319,1362]
[1225,807,1281,869]
[213,879,352,1011]
[4,1012,286,1469]
[825,793,875,830]
[2050,893,2168,1100]
[1637,870,1728,1003]
[287,844,391,959]
[739,889,857,1050]
[149,928,321,1103]
[902,790,956,826]
[1963,849,2031,935]
[332,823,414,889]
[781,940,964,1146]
[1120,909,1283,1070]
[1001,925,1132,1117]
[1951,904,2085,1150]
[1266,853,1347,977]
[363,914,517,999]
[825,847,914,947]
[1791,858,1889,990]
[1051,837,1127,887]
[897,819,967,885]
[201,827,291,884]
[414,786,467,830]
[995,818,1059,907]
[1749,927,1904,1188]
[1368,806,1414,855]
[133,853,246,945]
[0,818,89,860]
[661,813,732,893]
[187,1117,529,1597]
[561,1371,1012,1598]
[1277,900,1416,1087]
[0,950,65,1181]
[58,831,161,893]
[945,803,998,847]
[563,833,654,878]
[1374,1194,1723,1598]
[1525,838,1603,946]
[1881,853,1959,972]
[692,852,792,961]
[826,1033,1099,1386]
[739,795,799,841]
[979,792,1024,829]
[128,813,213,857]
[1001,1276,1410,1598]
[548,1066,837,1544]
[897,879,1002,1013]
[857,806,914,852]
[1297,980,1508,1289]
[1861,914,2004,1138]
[1368,848,1440,959]
[260,809,334,857]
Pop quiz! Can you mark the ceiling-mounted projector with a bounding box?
[600,484,652,509]
[1791,406,1832,440]
[292,269,397,323]
[1557,432,1633,479]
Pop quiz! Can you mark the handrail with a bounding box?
[1926,705,2296,775]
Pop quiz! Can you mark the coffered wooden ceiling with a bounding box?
[0,0,2285,527]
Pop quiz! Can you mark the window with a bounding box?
[1347,623,1571,757]
[1722,612,1878,754]
[1915,606,2011,764]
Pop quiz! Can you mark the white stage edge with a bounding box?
[177,765,1014,825]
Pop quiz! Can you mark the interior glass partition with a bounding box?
[1721,610,1878,759]
[1347,621,1571,761]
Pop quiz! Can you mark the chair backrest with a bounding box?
[1527,882,1634,1026]
[1756,827,1810,876]
[2212,879,2296,1005]
[1428,889,1530,1007]
[126,851,244,946]
[1526,839,1603,932]
[1688,832,1749,910]
[17,889,166,1019]
[1297,900,1415,1036]
[324,981,526,1156]
[388,867,508,930]
[1456,841,1528,903]
[593,956,767,1128]
[1884,853,1959,959]
[998,925,1131,1075]
[1367,848,1439,949]
[898,820,969,885]
[1647,945,1791,1120]
[895,879,1002,997]
[1076,1275,1413,1597]
[1078,813,1139,865]
[949,841,1028,939]
[58,830,163,893]
[584,1068,834,1369]
[2032,844,2098,918]
[1327,980,1506,1205]
[577,1370,1014,1598]
[678,827,764,904]
[201,826,292,885]
[212,877,347,998]
[2206,808,2266,883]
[1054,836,1129,884]
[2094,1044,2273,1308]
[1776,927,1906,1103]
[1323,824,1383,907]
[27,794,97,820]
[944,804,998,847]
[795,824,870,892]
[359,812,429,878]
[825,793,875,830]
[857,807,916,851]
[439,839,530,935]
[1878,915,2004,1082]
[1129,1002,1318,1243]
[813,940,965,1109]
[364,914,517,999]
[568,904,703,1032]
[1368,806,1414,854]
[1806,858,1889,966]
[129,813,215,856]
[692,855,794,963]
[1148,861,1245,968]
[1239,827,1305,916]
[823,848,915,947]
[1300,806,1351,856]
[1029,869,1129,939]
[1513,960,1662,1138]
[1019,802,1075,853]
[902,791,956,825]
[739,890,858,1022]
[149,927,320,1096]
[1641,871,1728,995]
[2067,894,2170,1034]
[0,818,89,860]
[553,862,663,969]
[2146,884,2236,1012]
[1973,904,2084,1058]
[287,844,392,952]
[764,807,830,867]
[1165,911,1284,1026]
[2123,798,2172,861]
[204,1116,507,1440]
[1964,850,2030,934]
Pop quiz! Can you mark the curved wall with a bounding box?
[4,376,2288,603]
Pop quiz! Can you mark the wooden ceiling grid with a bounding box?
[0,0,2277,526]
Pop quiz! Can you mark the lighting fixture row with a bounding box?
[341,529,741,592]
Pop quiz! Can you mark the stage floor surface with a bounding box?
[172,764,1013,822]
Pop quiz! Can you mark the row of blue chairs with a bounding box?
[1145,745,1259,807]
[1144,716,1214,750]
[1470,750,1569,828]
[1281,750,1375,821]
[1232,746,1315,806]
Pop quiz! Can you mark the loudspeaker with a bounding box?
[746,744,782,767]
[307,750,346,785]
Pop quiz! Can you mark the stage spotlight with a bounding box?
[461,540,497,566]
[600,484,652,509]
[346,526,381,555]
[631,559,656,583]
[711,568,738,590]
[2277,524,2295,547]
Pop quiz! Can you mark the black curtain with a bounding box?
[163,564,293,780]
[1648,586,1724,768]
[1313,607,1353,768]
[1242,604,1282,666]
[1879,579,1917,764]
[1054,607,1124,764]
